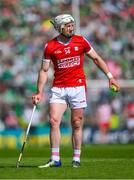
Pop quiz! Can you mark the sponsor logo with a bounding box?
[57,56,80,69]
[54,50,62,54]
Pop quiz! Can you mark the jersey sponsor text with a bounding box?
[57,56,80,69]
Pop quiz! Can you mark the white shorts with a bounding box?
[50,86,87,109]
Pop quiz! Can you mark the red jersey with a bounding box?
[43,35,92,87]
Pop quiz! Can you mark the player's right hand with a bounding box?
[32,93,42,105]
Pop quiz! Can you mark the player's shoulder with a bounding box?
[46,37,57,46]
[73,34,88,42]
[44,37,57,51]
[73,34,85,40]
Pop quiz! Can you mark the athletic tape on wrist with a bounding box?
[107,72,113,79]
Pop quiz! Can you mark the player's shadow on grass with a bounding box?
[0,165,37,168]
[17,165,38,168]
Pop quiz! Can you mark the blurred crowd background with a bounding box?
[0,0,134,144]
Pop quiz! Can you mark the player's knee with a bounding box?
[50,116,60,128]
[72,116,82,129]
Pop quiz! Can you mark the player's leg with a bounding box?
[67,86,87,167]
[49,103,67,156]
[71,108,84,167]
[39,103,67,168]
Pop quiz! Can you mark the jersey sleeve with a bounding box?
[82,37,93,54]
[42,43,51,62]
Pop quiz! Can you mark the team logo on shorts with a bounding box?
[80,100,86,103]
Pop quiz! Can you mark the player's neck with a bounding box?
[57,34,72,44]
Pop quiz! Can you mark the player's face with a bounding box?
[62,22,75,38]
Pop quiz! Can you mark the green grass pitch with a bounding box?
[0,144,134,179]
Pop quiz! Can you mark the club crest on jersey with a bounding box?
[74,46,78,51]
[64,47,71,54]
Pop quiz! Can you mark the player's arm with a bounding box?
[86,48,120,91]
[37,60,50,94]
[32,60,50,104]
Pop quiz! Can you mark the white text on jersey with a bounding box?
[57,56,80,69]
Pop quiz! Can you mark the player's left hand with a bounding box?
[109,78,120,92]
